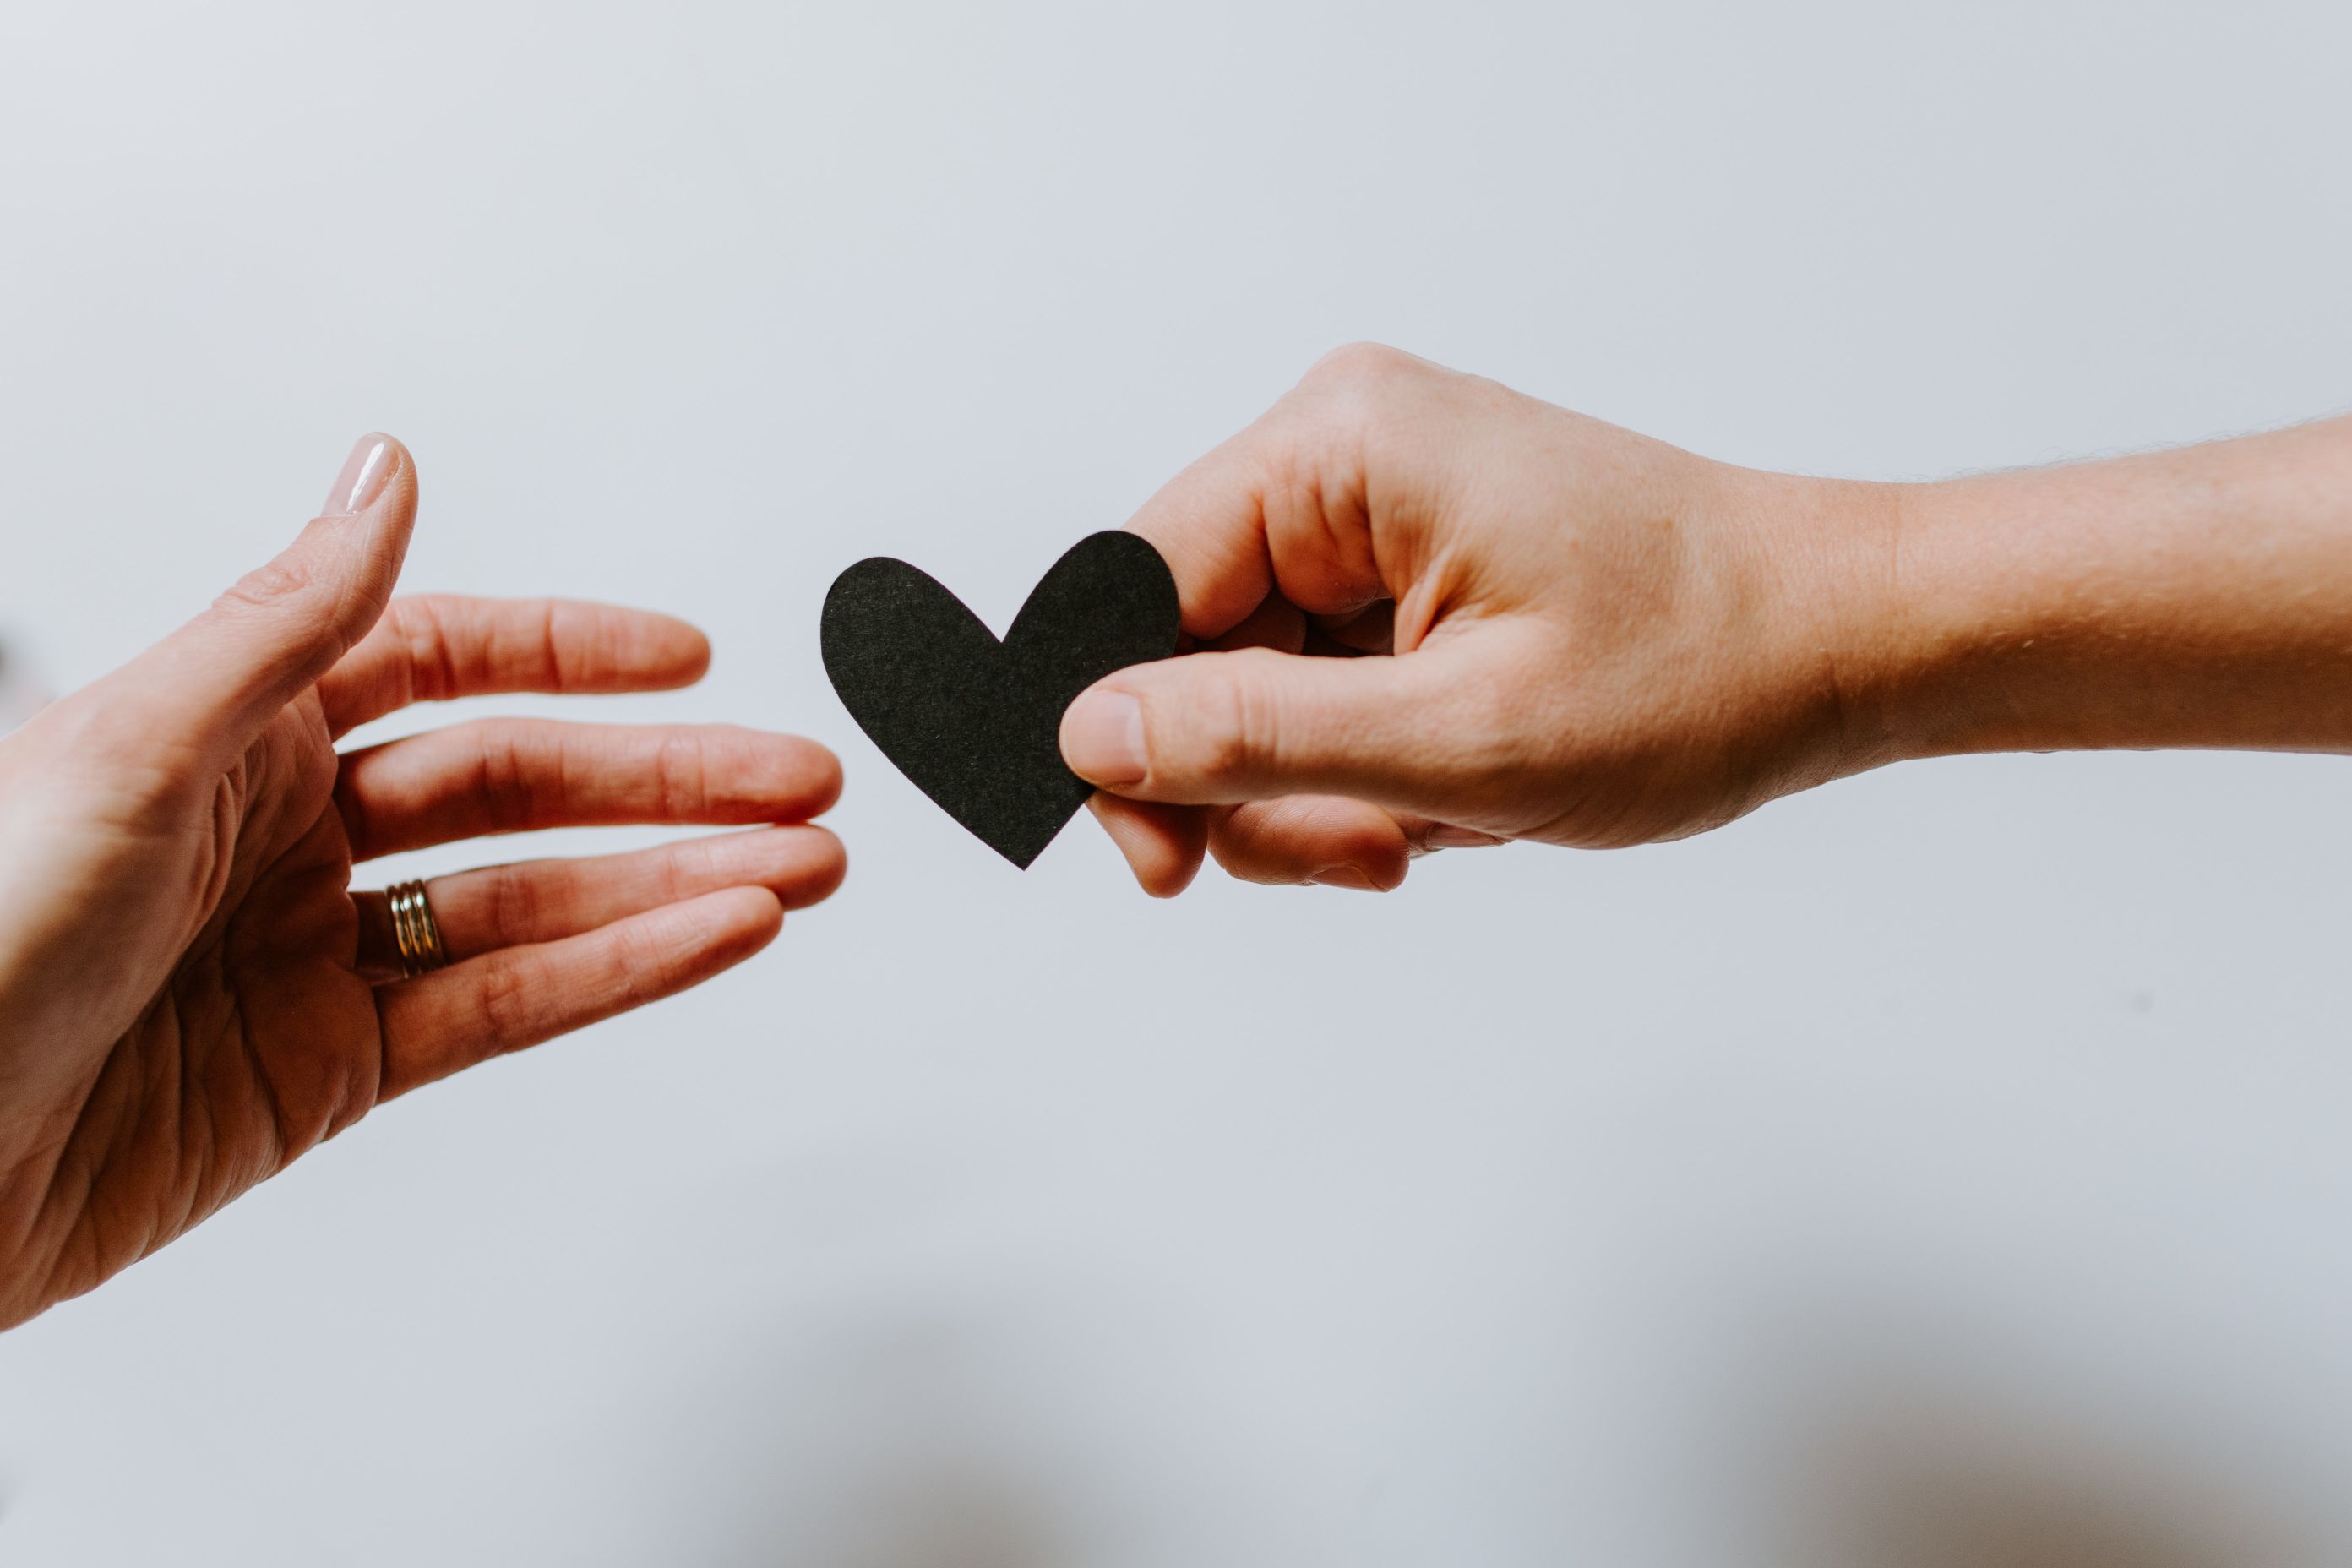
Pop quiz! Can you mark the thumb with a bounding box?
[1060,643,1495,817]
[107,433,417,767]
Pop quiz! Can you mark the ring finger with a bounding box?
[351,824,845,978]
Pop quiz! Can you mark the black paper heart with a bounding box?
[820,531,1181,868]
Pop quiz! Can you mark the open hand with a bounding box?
[0,437,843,1326]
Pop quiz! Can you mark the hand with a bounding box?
[1062,345,2352,896]
[1059,344,1892,894]
[0,436,843,1326]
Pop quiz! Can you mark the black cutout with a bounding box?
[820,531,1181,868]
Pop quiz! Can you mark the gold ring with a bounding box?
[387,879,449,978]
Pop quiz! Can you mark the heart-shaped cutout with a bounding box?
[820,531,1181,867]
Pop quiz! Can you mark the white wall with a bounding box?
[3,2,2349,1561]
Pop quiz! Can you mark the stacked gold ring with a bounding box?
[387,879,449,978]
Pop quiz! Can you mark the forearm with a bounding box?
[1842,416,2352,765]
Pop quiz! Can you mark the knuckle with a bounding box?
[1271,346,1424,535]
[609,919,672,1010]
[476,958,537,1048]
[661,841,704,902]
[396,598,461,702]
[213,538,377,670]
[1186,655,1281,792]
[1293,342,1424,437]
[215,553,316,617]
[470,721,541,824]
[653,728,721,819]
[1300,340,1413,395]
[486,863,540,945]
[536,599,574,688]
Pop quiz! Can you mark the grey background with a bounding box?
[4,1,2351,1562]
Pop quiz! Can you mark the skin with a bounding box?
[8,360,2349,1324]
[1063,344,2352,894]
[0,436,845,1328]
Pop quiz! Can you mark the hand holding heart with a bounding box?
[1060,345,2352,896]
[1056,344,1901,895]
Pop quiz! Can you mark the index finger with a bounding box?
[1122,434,1282,640]
[1124,346,1424,638]
[318,596,710,738]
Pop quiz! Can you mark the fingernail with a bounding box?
[1061,689,1147,786]
[1426,826,1507,850]
[324,433,395,517]
[1310,866,1380,891]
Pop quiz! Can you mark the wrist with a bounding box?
[1827,416,2352,765]
[1857,470,2082,764]
[1814,472,2023,770]
[1723,467,1919,789]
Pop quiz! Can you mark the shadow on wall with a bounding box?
[645,1308,1081,1568]
[787,1464,1070,1568]
[1811,1424,2278,1568]
[1769,1335,2326,1568]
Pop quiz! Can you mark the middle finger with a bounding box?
[336,719,841,861]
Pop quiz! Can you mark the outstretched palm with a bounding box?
[0,438,843,1327]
